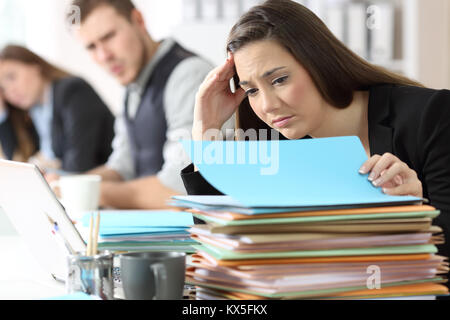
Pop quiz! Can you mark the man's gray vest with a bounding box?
[124,42,195,178]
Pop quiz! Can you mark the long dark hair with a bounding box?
[227,0,422,136]
[2,102,38,161]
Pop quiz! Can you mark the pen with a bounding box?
[53,222,76,255]
[44,212,76,255]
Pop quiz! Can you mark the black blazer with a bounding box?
[0,77,115,172]
[181,84,450,259]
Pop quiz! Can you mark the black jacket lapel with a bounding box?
[368,85,394,156]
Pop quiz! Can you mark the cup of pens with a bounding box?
[67,252,114,300]
[66,213,114,300]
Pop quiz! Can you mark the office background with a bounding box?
[0,0,449,116]
[1,0,449,232]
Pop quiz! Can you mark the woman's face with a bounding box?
[234,40,329,140]
[0,60,45,110]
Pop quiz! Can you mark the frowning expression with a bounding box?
[234,40,329,140]
[76,6,147,85]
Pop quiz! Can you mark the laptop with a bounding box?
[0,160,87,282]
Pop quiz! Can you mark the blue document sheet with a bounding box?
[96,227,190,237]
[181,137,421,209]
[81,210,194,229]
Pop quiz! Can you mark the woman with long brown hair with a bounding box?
[0,91,38,162]
[0,45,115,172]
[181,0,450,287]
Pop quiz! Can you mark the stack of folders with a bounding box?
[79,210,197,253]
[175,197,448,300]
[171,137,449,299]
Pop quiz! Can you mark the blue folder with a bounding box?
[97,227,190,237]
[81,210,194,229]
[180,137,422,210]
[81,210,194,237]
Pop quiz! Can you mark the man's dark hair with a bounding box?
[70,0,136,23]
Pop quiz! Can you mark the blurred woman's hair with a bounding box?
[0,45,70,82]
[226,0,422,138]
[4,103,38,161]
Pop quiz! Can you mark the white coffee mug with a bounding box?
[51,175,101,218]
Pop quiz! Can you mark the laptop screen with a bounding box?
[0,160,87,281]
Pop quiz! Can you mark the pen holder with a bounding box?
[67,252,114,300]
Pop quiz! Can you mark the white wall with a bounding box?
[133,0,183,41]
[135,0,232,65]
[415,0,450,89]
[444,0,450,89]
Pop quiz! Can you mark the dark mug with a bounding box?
[119,252,186,300]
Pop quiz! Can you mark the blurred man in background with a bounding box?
[67,0,213,209]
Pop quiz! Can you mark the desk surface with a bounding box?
[0,207,64,299]
[0,235,66,300]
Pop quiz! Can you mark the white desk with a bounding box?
[0,235,66,300]
[0,207,65,299]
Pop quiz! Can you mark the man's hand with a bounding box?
[99,177,179,210]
